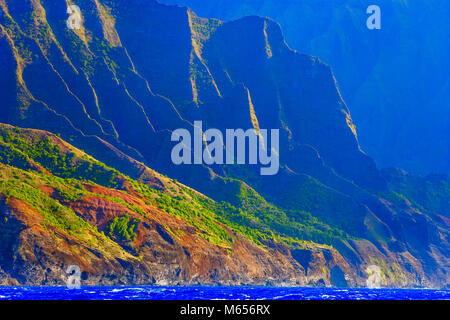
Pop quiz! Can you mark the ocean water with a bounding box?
[0,286,448,300]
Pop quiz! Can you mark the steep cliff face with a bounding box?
[0,0,382,188]
[0,0,448,288]
[160,0,450,176]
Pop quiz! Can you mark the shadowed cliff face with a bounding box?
[159,0,450,176]
[0,0,449,287]
[0,0,382,189]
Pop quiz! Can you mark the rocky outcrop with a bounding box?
[0,194,301,286]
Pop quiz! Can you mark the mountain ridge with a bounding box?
[0,0,448,288]
[0,122,364,287]
[159,0,450,176]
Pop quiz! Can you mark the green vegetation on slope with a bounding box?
[106,214,140,242]
[381,168,450,217]
[0,128,119,188]
[0,125,347,251]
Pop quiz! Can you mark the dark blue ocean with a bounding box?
[0,286,448,300]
